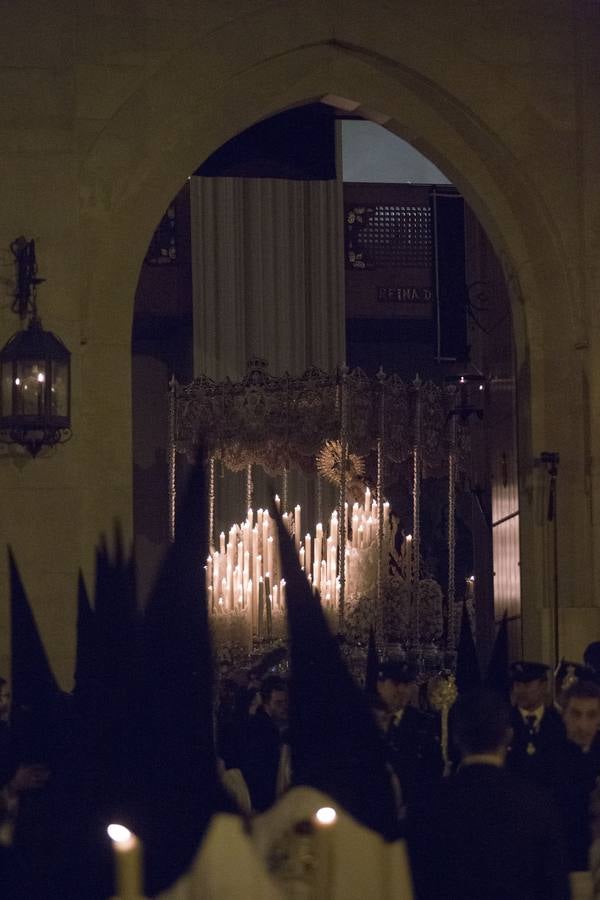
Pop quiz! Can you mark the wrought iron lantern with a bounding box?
[444,372,485,423]
[0,237,71,456]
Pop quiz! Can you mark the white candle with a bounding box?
[315,524,323,571]
[107,824,143,900]
[305,533,312,576]
[313,807,337,899]
[226,563,233,608]
[405,533,413,577]
[294,505,301,551]
[274,494,281,512]
[243,551,250,588]
[222,577,229,610]
[212,552,220,596]
[219,531,226,556]
[267,536,274,577]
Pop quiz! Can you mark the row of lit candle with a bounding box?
[205,486,396,623]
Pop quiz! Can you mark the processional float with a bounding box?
[168,358,470,674]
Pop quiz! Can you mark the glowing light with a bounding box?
[468,574,476,583]
[406,533,413,542]
[315,806,337,826]
[14,377,20,386]
[107,823,132,843]
[37,372,45,383]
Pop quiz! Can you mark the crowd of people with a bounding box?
[213,646,600,899]
[4,624,600,898]
[4,458,600,899]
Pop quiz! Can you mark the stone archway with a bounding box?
[79,20,589,660]
[3,3,593,682]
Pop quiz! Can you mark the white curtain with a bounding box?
[190,177,344,533]
[191,176,345,379]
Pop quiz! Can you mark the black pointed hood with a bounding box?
[9,547,60,713]
[72,571,96,706]
[455,601,481,693]
[365,626,379,694]
[140,456,235,894]
[271,501,397,839]
[485,612,509,698]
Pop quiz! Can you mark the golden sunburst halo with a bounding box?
[315,440,366,486]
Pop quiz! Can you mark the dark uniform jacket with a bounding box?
[240,708,286,812]
[507,705,566,792]
[553,736,600,871]
[409,763,570,900]
[386,705,443,814]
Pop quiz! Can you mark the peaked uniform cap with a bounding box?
[554,659,599,687]
[509,660,550,683]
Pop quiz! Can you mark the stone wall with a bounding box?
[1,1,599,681]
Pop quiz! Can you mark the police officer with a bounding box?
[506,660,565,791]
[377,661,443,817]
[556,679,600,870]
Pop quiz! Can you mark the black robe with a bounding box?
[507,705,566,792]
[386,705,443,814]
[409,763,570,900]
[553,737,600,871]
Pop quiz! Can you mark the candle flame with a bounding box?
[107,823,133,843]
[315,806,337,826]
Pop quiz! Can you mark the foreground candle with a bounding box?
[313,806,337,899]
[107,823,143,899]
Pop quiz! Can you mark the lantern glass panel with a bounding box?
[50,359,68,417]
[1,361,14,418]
[15,360,46,417]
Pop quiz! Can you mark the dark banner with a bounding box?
[432,190,468,361]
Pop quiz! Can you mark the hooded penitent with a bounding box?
[271,501,398,840]
[9,547,62,761]
[455,600,481,694]
[7,456,235,899]
[136,457,236,895]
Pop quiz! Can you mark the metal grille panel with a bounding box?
[347,204,432,269]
